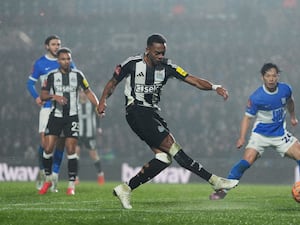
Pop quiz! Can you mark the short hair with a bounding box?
[44,35,60,45]
[57,47,72,57]
[147,34,167,47]
[260,63,281,75]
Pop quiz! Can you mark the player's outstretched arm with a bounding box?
[184,74,229,100]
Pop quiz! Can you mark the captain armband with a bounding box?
[212,84,222,91]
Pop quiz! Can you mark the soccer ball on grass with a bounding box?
[291,181,300,203]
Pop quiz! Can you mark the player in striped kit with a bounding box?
[75,90,105,185]
[210,63,300,200]
[39,47,99,195]
[97,33,239,209]
[27,35,75,192]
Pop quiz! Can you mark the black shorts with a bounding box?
[78,136,97,150]
[126,104,169,148]
[45,115,79,139]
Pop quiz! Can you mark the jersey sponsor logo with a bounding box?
[176,66,187,77]
[55,85,77,92]
[272,108,284,122]
[135,84,161,94]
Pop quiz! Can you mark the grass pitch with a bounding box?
[0,181,299,225]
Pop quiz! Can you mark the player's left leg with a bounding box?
[209,148,257,200]
[65,137,78,195]
[164,136,239,190]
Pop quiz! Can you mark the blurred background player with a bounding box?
[75,89,105,185]
[39,47,99,195]
[26,35,75,191]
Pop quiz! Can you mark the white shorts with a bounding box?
[39,107,52,133]
[246,131,298,157]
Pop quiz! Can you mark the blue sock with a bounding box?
[52,149,64,174]
[38,145,44,170]
[227,159,251,180]
[297,160,300,174]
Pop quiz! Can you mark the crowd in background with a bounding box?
[1,0,300,167]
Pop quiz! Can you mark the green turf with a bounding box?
[0,182,299,225]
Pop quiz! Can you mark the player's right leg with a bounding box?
[113,152,171,209]
[39,115,61,195]
[39,134,58,195]
[36,144,45,190]
[51,137,65,192]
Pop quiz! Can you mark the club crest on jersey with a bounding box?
[155,70,165,81]
[281,97,286,105]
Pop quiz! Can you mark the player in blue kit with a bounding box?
[26,35,75,191]
[210,63,300,200]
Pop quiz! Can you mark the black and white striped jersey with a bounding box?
[78,100,97,138]
[42,68,90,117]
[113,54,189,109]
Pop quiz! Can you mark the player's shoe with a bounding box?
[38,181,52,195]
[66,187,75,195]
[210,175,239,191]
[113,183,132,209]
[36,170,45,190]
[97,173,105,185]
[209,189,227,200]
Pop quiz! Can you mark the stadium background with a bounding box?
[1,0,300,184]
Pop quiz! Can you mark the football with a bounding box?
[291,181,300,203]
